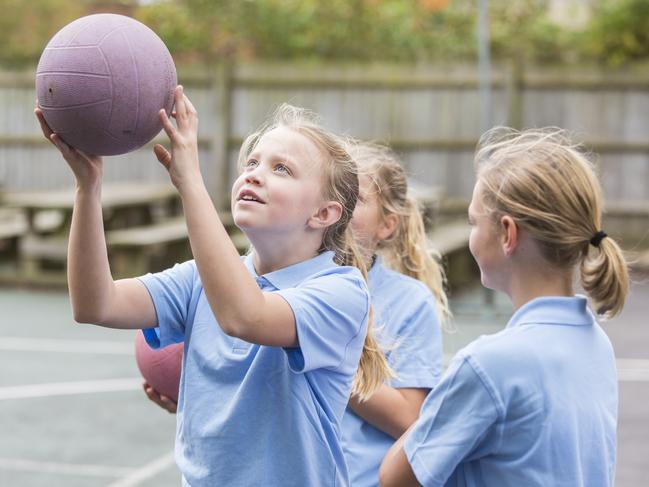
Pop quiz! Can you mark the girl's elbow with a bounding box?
[219,318,247,339]
[218,312,260,340]
[71,302,109,325]
[219,321,238,337]
[71,307,96,324]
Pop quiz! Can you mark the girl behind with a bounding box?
[342,141,450,486]
[380,127,628,487]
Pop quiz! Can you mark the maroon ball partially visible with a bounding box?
[135,331,183,403]
[36,14,176,156]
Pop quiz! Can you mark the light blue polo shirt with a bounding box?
[138,251,370,487]
[341,257,443,487]
[404,295,617,487]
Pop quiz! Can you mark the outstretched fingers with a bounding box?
[174,85,186,114]
[171,85,197,126]
[35,107,73,156]
[159,108,177,139]
[183,92,197,115]
[34,107,54,140]
[159,85,198,141]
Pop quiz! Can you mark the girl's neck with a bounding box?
[358,242,378,270]
[507,267,574,311]
[248,232,322,275]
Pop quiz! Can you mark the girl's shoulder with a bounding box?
[370,262,432,300]
[308,262,367,287]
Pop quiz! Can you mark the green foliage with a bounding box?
[140,0,478,63]
[490,0,571,64]
[0,0,84,67]
[2,0,649,67]
[580,0,649,66]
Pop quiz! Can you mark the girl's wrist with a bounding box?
[74,185,102,207]
[74,179,102,197]
[176,173,207,198]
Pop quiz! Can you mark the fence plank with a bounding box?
[1,63,648,206]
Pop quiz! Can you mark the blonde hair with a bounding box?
[475,127,629,319]
[349,141,451,327]
[238,104,392,399]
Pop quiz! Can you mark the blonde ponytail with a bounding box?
[581,236,629,319]
[383,196,452,327]
[340,227,395,400]
[476,127,629,318]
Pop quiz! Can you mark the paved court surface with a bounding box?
[1,277,647,486]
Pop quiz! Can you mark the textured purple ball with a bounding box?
[36,14,177,156]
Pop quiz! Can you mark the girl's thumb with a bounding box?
[154,144,172,170]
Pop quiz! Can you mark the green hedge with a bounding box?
[2,0,649,68]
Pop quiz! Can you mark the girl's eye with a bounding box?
[245,159,259,169]
[275,164,290,174]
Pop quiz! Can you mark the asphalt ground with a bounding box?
[1,277,647,486]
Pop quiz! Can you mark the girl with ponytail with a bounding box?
[341,141,449,487]
[381,127,627,487]
[38,92,391,486]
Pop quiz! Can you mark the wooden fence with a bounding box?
[2,62,649,207]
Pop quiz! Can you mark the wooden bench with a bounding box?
[107,215,249,278]
[428,219,476,289]
[408,181,444,230]
[0,208,28,244]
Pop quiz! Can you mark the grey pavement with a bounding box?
[1,277,647,486]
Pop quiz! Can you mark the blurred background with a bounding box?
[0,0,647,486]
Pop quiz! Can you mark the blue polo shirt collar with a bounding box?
[506,295,593,329]
[368,254,386,283]
[243,251,337,290]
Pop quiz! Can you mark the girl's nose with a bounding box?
[244,167,263,185]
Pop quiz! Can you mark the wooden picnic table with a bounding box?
[2,182,180,282]
[4,182,179,233]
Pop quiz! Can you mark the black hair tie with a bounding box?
[590,230,607,247]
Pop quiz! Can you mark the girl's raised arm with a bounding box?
[35,108,156,329]
[153,87,298,347]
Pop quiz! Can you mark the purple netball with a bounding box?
[36,14,177,156]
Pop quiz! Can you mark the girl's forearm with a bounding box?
[349,384,427,439]
[379,423,421,487]
[67,185,116,323]
[178,180,266,334]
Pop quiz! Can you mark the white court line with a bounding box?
[106,451,176,487]
[0,457,133,478]
[0,336,133,355]
[0,378,142,400]
[617,358,649,382]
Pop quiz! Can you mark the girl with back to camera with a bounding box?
[341,141,450,487]
[380,127,628,487]
[35,86,391,486]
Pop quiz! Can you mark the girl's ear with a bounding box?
[377,213,399,241]
[308,201,343,229]
[500,215,519,256]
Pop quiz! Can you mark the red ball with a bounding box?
[134,331,182,403]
